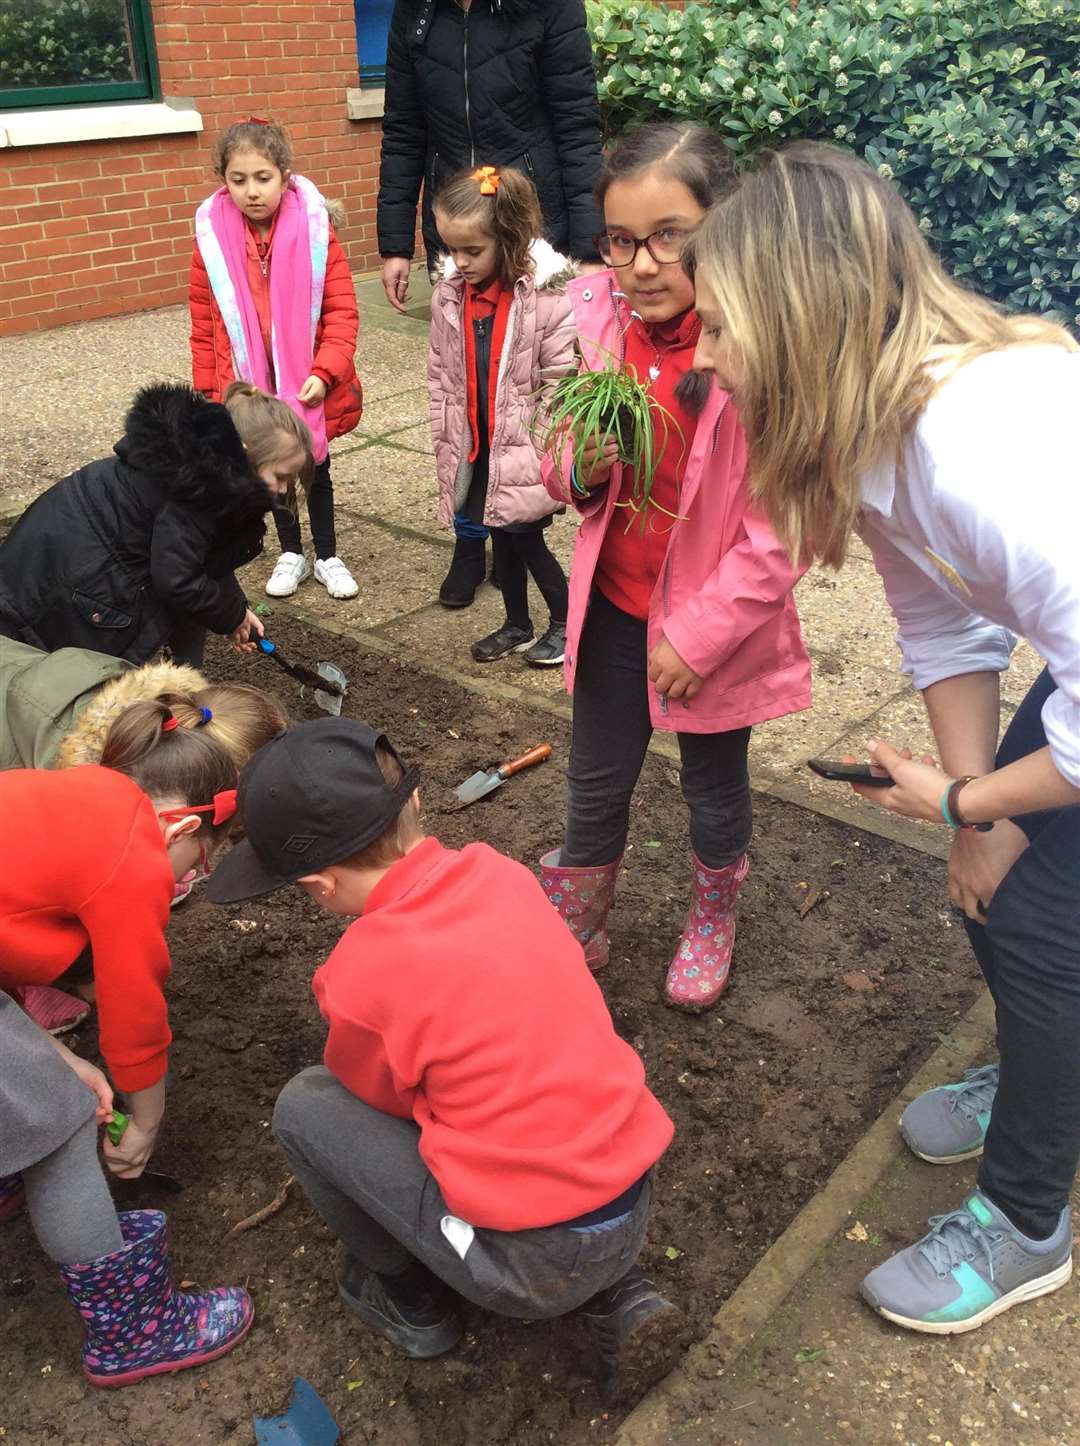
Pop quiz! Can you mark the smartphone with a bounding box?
[807,758,895,787]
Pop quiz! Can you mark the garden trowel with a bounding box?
[453,743,552,806]
[256,637,347,716]
[253,1378,340,1445]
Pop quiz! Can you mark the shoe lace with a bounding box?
[919,1206,999,1282]
[947,1064,999,1121]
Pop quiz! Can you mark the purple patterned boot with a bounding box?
[0,1172,25,1224]
[538,851,621,972]
[59,1210,253,1387]
[664,854,750,1013]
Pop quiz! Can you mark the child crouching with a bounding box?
[207,718,680,1400]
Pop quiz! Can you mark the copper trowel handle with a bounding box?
[497,743,552,780]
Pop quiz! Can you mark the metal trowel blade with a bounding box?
[314,662,347,716]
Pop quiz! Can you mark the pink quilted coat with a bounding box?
[428,240,577,529]
[541,272,812,735]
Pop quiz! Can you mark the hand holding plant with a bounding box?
[577,429,620,489]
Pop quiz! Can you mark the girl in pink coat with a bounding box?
[538,123,812,1013]
[428,166,576,667]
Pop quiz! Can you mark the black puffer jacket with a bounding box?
[378,0,603,268]
[0,385,271,665]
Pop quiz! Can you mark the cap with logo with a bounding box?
[205,717,420,904]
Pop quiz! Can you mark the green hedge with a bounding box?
[0,0,133,92]
[587,0,1080,325]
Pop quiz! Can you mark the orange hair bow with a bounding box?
[473,166,500,196]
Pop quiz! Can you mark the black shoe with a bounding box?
[579,1267,682,1406]
[338,1256,462,1360]
[523,622,566,668]
[471,623,535,662]
[439,537,487,608]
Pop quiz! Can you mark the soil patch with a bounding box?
[1,616,980,1445]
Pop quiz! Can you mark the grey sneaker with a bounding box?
[900,1063,998,1164]
[862,1191,1073,1334]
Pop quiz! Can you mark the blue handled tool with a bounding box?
[253,1378,340,1445]
[256,637,347,716]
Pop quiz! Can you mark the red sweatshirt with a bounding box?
[0,766,175,1091]
[313,837,673,1231]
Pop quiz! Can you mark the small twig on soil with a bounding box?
[798,887,830,919]
[229,1176,295,1236]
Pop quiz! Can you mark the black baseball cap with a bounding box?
[206,718,420,904]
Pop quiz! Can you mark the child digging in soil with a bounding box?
[207,717,681,1402]
[0,705,253,1384]
[429,165,573,665]
[191,117,363,602]
[538,123,811,1012]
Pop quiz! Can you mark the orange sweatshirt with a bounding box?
[0,766,175,1091]
[313,837,674,1231]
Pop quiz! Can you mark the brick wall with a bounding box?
[0,0,382,336]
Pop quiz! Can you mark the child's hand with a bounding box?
[48,1038,113,1123]
[648,638,704,701]
[104,1119,160,1179]
[298,375,327,406]
[577,431,619,489]
[231,608,264,653]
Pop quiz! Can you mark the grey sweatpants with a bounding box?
[273,1066,652,1320]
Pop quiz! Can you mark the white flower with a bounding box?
[918,216,932,233]
[945,133,957,146]
[879,60,893,76]
[1005,212,1022,226]
[719,73,734,90]
[1066,195,1080,213]
[1057,247,1068,258]
[837,72,849,86]
[776,59,787,72]
[677,89,687,103]
[807,39,820,56]
[626,5,639,17]
[829,54,841,70]
[640,68,652,83]
[1015,135,1029,152]
[645,34,660,50]
[703,25,715,42]
[891,42,902,54]
[963,23,974,37]
[878,163,894,179]
[834,123,848,139]
[1059,172,1073,189]
[659,82,672,96]
[672,67,681,79]
[1031,276,1044,290]
[700,81,713,97]
[772,33,785,51]
[747,29,761,45]
[769,110,783,125]
[671,45,683,60]
[742,85,756,101]
[898,148,909,161]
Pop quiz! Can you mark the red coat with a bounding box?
[188,226,363,441]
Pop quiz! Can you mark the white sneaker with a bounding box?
[265,552,311,598]
[314,556,359,600]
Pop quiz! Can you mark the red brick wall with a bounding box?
[0,0,382,336]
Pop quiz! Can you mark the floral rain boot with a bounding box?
[0,1173,25,1224]
[538,851,621,972]
[664,854,750,1013]
[59,1209,253,1387]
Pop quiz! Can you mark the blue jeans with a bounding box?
[967,669,1080,1238]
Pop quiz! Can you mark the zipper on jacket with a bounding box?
[463,11,475,165]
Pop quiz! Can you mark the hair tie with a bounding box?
[473,166,500,196]
[198,707,213,725]
[161,714,179,733]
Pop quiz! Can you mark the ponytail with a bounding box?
[100,700,239,841]
[434,165,542,288]
[224,381,314,497]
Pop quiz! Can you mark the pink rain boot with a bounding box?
[664,854,749,1012]
[538,851,621,972]
[11,984,90,1036]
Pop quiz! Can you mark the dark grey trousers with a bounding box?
[273,1066,651,1320]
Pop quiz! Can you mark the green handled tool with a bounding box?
[104,1110,183,1193]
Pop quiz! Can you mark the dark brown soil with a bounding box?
[0,616,980,1446]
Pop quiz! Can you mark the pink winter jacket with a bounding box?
[428,240,578,529]
[542,273,812,735]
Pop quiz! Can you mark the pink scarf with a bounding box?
[195,176,330,461]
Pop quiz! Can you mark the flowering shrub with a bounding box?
[587,0,1080,324]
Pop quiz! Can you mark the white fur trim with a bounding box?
[435,236,571,288]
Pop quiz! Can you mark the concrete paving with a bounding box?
[1,268,1070,1446]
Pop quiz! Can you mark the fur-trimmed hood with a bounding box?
[435,237,579,294]
[55,660,208,770]
[116,383,272,523]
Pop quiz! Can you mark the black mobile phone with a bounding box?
[807,758,895,787]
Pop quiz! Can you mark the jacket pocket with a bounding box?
[71,589,133,632]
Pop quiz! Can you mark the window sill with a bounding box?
[346,88,385,122]
[0,98,202,149]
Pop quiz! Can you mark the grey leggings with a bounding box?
[24,1117,122,1265]
[561,589,753,869]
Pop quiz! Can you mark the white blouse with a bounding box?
[857,344,1080,787]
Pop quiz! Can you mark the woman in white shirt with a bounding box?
[688,141,1079,1336]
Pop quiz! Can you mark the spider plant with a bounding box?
[534,345,684,532]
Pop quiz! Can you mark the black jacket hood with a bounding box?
[118,383,273,523]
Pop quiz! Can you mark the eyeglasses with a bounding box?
[594,227,690,268]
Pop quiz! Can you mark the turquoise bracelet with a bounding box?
[940,786,959,829]
[570,465,589,499]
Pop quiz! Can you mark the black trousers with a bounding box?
[273,457,336,559]
[964,668,1080,1238]
[561,589,752,871]
[491,527,568,632]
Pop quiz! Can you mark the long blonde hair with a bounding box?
[224,381,314,496]
[692,141,1076,568]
